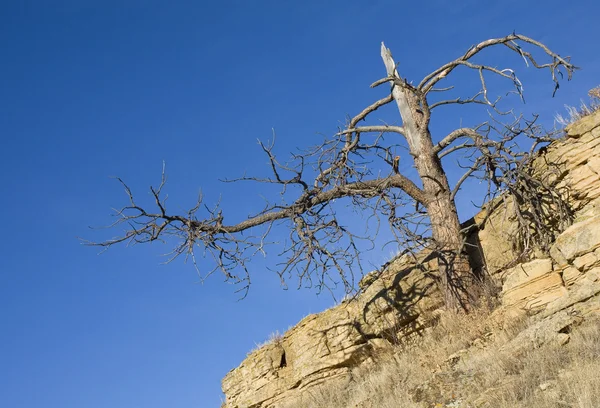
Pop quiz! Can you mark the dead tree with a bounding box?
[88,33,576,310]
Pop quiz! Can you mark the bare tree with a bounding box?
[88,33,576,310]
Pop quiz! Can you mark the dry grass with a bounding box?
[474,320,600,408]
[284,312,600,408]
[554,86,600,128]
[248,330,285,355]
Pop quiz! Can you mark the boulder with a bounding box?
[550,216,600,266]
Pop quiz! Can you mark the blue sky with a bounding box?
[1,1,598,407]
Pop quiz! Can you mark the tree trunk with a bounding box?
[413,130,478,310]
[381,43,479,310]
[419,151,477,310]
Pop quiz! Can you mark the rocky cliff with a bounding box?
[221,110,600,408]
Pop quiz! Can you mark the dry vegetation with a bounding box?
[248,330,285,355]
[555,86,600,127]
[286,312,600,408]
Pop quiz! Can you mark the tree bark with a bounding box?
[422,162,476,310]
[381,43,478,310]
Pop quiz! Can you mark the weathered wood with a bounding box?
[381,42,479,309]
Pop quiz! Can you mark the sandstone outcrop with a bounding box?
[500,258,566,312]
[222,110,600,408]
[222,252,444,407]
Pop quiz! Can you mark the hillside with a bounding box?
[221,109,600,408]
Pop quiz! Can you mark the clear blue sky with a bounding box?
[1,1,598,407]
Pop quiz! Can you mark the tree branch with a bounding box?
[195,174,427,235]
[419,33,576,95]
[337,125,405,136]
[434,127,485,155]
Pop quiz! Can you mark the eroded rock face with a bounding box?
[501,259,567,312]
[222,253,444,408]
[500,297,595,354]
[550,216,600,266]
[222,110,600,408]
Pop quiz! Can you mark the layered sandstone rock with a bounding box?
[480,110,600,315]
[222,252,444,408]
[501,259,566,312]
